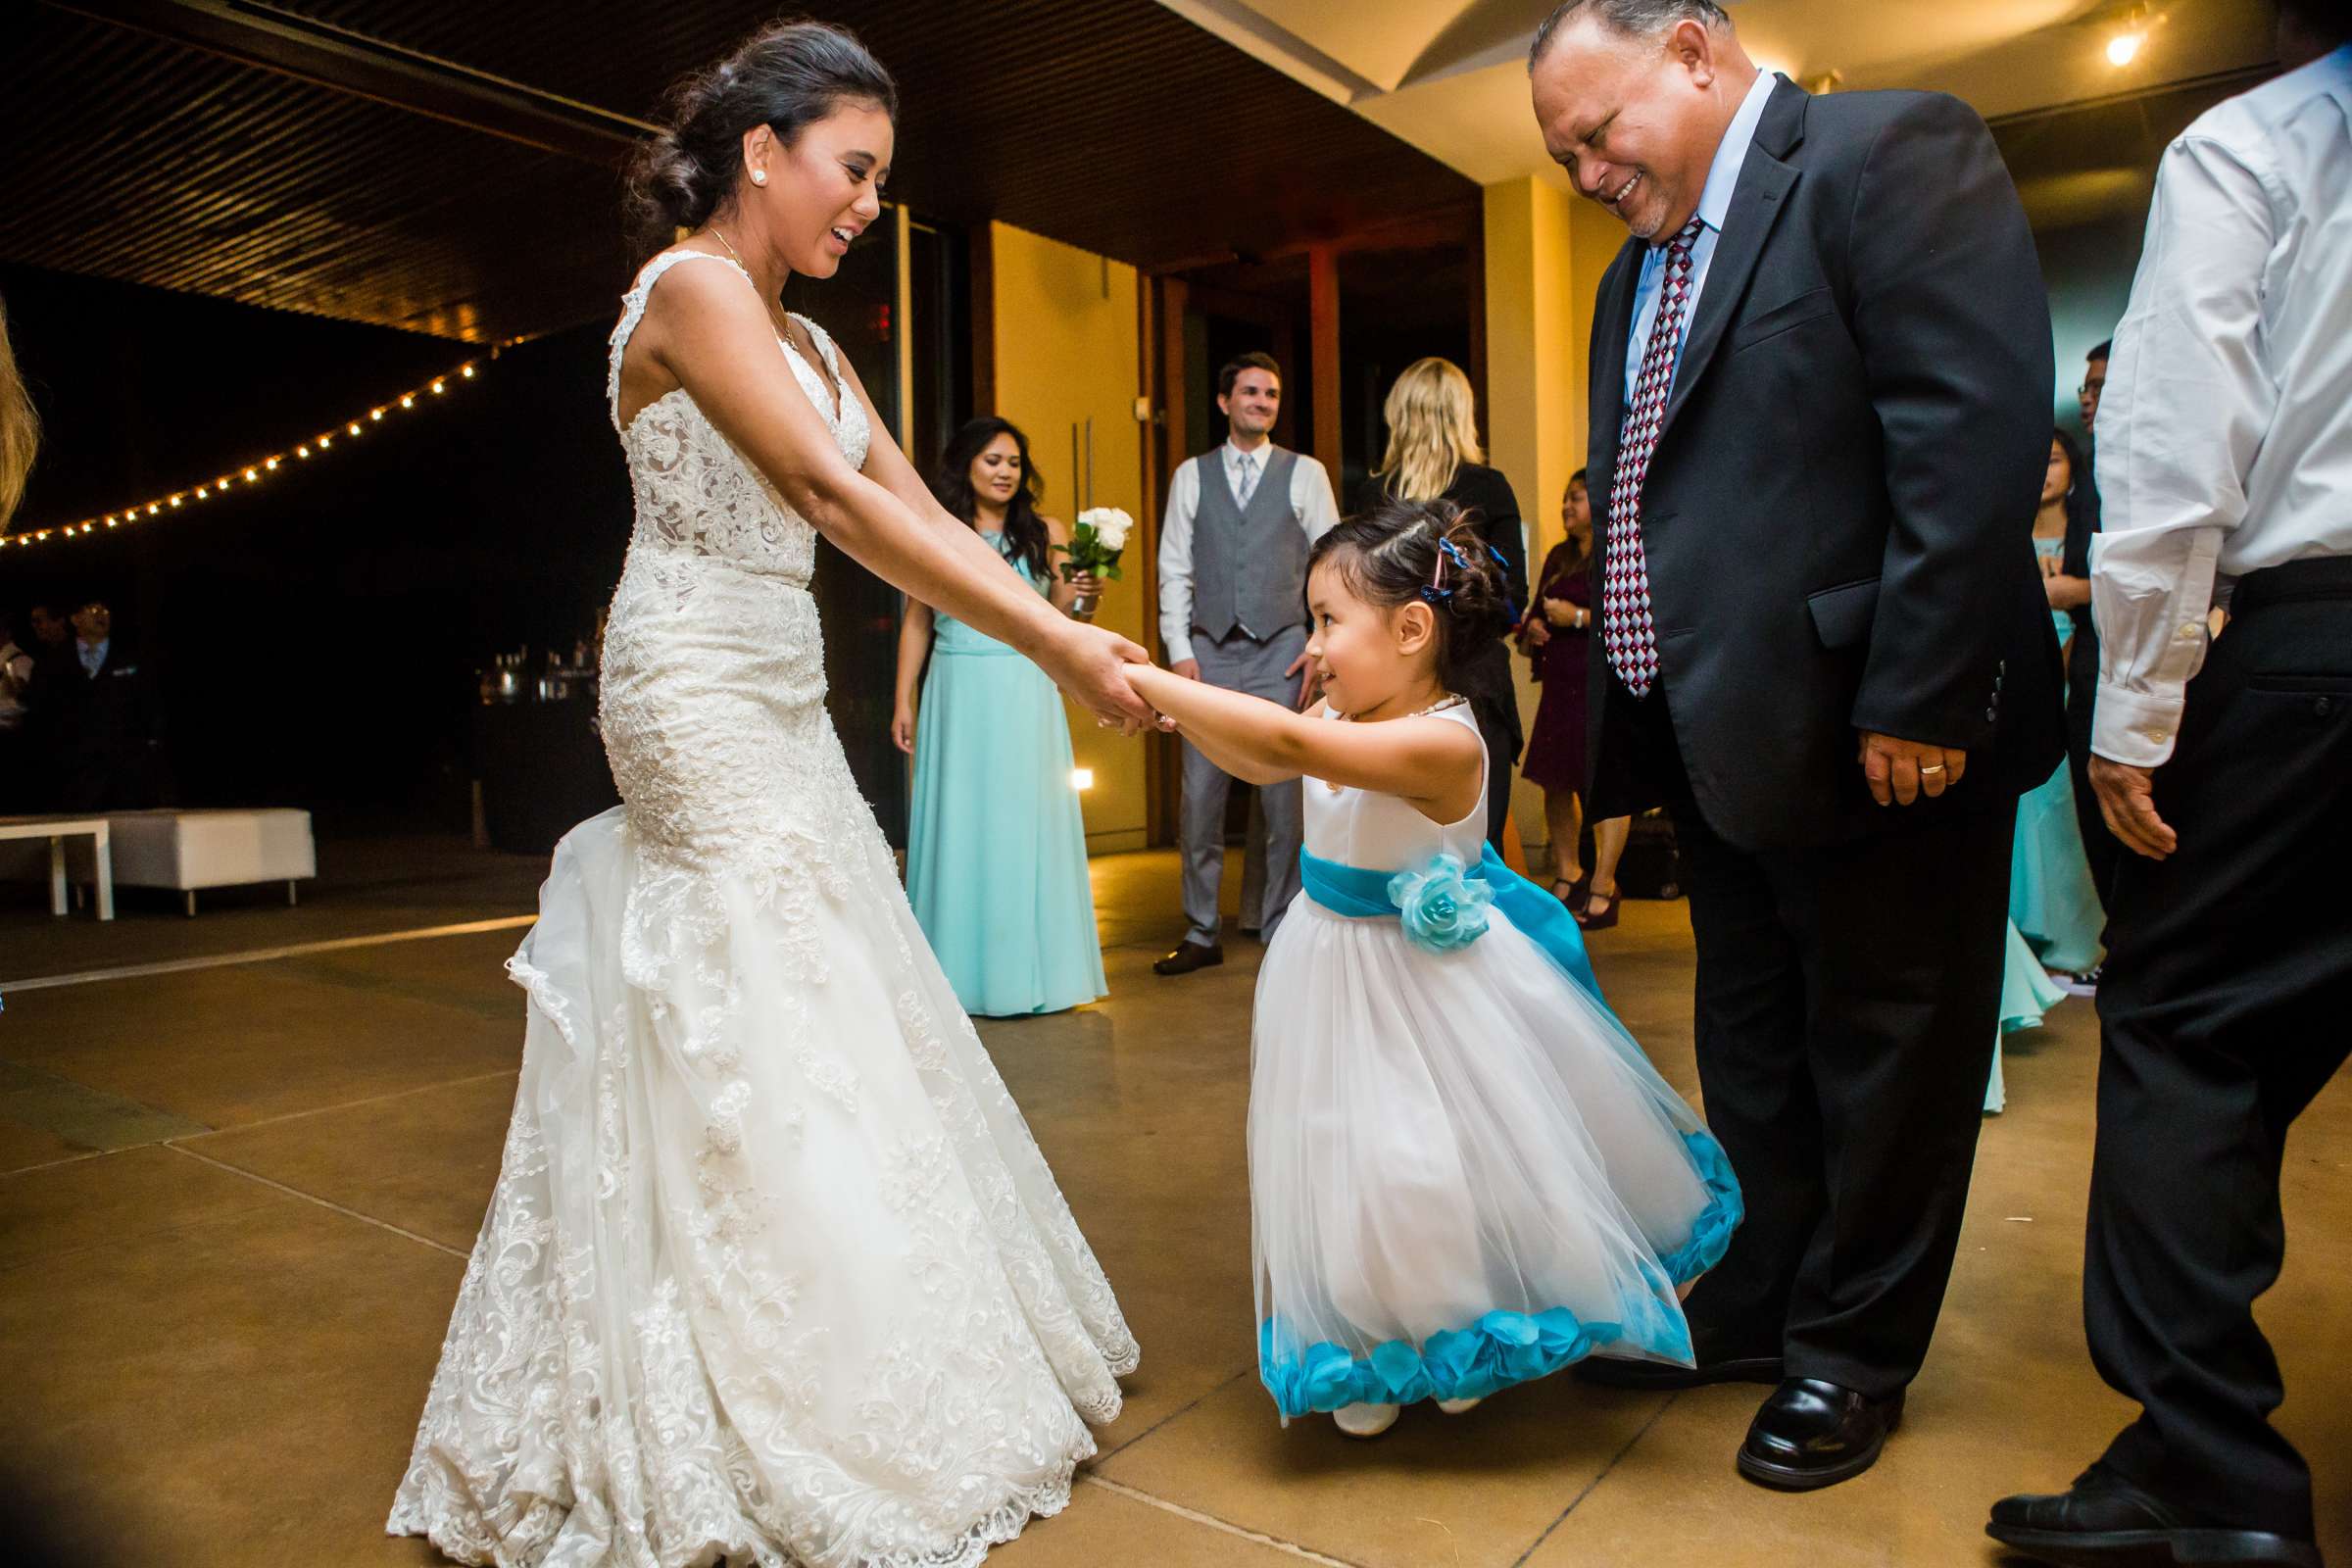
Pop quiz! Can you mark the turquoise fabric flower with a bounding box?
[1257,1305,1643,1418]
[1385,853,1494,954]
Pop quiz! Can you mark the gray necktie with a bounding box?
[1233,453,1258,510]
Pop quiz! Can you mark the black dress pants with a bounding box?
[2066,629,2125,907]
[1626,689,2015,1398]
[2087,558,2352,1541]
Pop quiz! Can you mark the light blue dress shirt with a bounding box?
[77,637,109,677]
[1624,70,1783,402]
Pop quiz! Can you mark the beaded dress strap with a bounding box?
[606,249,759,431]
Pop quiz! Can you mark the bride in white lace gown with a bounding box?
[389,24,1147,1567]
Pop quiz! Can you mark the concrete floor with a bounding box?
[0,840,2345,1567]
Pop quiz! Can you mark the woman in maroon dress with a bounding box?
[1516,470,1629,929]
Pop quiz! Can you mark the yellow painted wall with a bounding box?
[987,220,1151,852]
[1482,178,1629,852]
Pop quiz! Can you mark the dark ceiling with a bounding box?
[2,1,1478,343]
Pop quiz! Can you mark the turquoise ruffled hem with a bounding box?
[1258,1130,1742,1418]
[1657,1129,1742,1285]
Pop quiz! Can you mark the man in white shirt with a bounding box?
[1990,13,2351,1566]
[1152,352,1340,974]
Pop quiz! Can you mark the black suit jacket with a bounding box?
[1585,78,2065,851]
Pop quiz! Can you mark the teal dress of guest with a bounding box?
[898,416,1106,1018]
[2008,534,2106,975]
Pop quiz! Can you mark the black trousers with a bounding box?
[2066,629,2125,906]
[2087,557,2352,1540]
[1626,690,2014,1397]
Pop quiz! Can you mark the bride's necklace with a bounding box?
[706,224,796,341]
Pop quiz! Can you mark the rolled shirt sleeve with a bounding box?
[1157,460,1200,664]
[1296,457,1341,544]
[2090,131,2279,767]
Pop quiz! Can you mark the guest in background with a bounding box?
[1517,470,1630,928]
[2010,430,2106,982]
[21,604,74,809]
[2063,338,2123,904]
[1354,357,1529,856]
[57,601,167,811]
[893,416,1105,1017]
[2078,337,2109,437]
[1154,352,1341,975]
[1990,15,2351,1564]
[0,614,33,812]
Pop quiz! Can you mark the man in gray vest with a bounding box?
[1153,352,1342,974]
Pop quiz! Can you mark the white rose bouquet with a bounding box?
[1056,507,1133,621]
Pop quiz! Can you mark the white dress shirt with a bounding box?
[1625,68,1780,398]
[2092,45,2352,766]
[1156,439,1342,664]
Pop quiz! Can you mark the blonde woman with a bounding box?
[0,295,36,531]
[1354,356,1528,853]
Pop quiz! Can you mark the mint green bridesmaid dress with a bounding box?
[2007,538,2108,976]
[906,535,1107,1016]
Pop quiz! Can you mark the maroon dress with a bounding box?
[1518,542,1592,795]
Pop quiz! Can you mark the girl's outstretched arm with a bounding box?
[1125,664,1482,821]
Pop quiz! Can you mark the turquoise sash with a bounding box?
[1299,842,1604,1007]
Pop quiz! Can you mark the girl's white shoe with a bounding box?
[1333,1402,1399,1439]
[1437,1397,1483,1415]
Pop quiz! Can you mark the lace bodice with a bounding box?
[608,249,871,584]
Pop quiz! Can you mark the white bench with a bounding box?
[3,808,314,917]
[0,816,114,919]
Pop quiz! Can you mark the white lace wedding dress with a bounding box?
[388,249,1138,1567]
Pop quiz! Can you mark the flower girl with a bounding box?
[1124,499,1740,1438]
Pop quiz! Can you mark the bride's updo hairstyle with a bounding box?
[624,19,899,258]
[1307,498,1517,688]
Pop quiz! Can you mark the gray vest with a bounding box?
[1190,447,1307,643]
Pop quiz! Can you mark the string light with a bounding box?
[7,339,520,550]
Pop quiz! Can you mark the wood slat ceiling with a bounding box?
[2,2,1476,342]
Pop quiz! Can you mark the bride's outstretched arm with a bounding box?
[645,261,1152,729]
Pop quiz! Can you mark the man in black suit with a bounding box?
[1529,0,2063,1489]
[55,601,168,811]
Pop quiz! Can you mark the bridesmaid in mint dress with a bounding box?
[2009,431,2107,979]
[894,416,1106,1016]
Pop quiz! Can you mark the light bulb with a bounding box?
[298,445,311,458]
[318,434,332,448]
[370,408,384,421]
[172,495,184,508]
[106,517,118,527]
[2107,31,2142,65]
[196,487,209,500]
[266,458,279,470]
[401,394,415,409]
[244,467,258,481]
[147,504,160,515]
[431,379,446,394]
[348,422,362,435]
[462,365,475,378]
[1070,767,1095,791]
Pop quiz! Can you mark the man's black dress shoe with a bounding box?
[1988,1465,2322,1567]
[1152,940,1224,976]
[1736,1377,1902,1491]
[1574,1327,1785,1391]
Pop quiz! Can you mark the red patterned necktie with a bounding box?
[1603,218,1704,699]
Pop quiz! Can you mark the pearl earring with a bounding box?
[752,171,767,186]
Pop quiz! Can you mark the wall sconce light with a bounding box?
[1070,768,1095,792]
